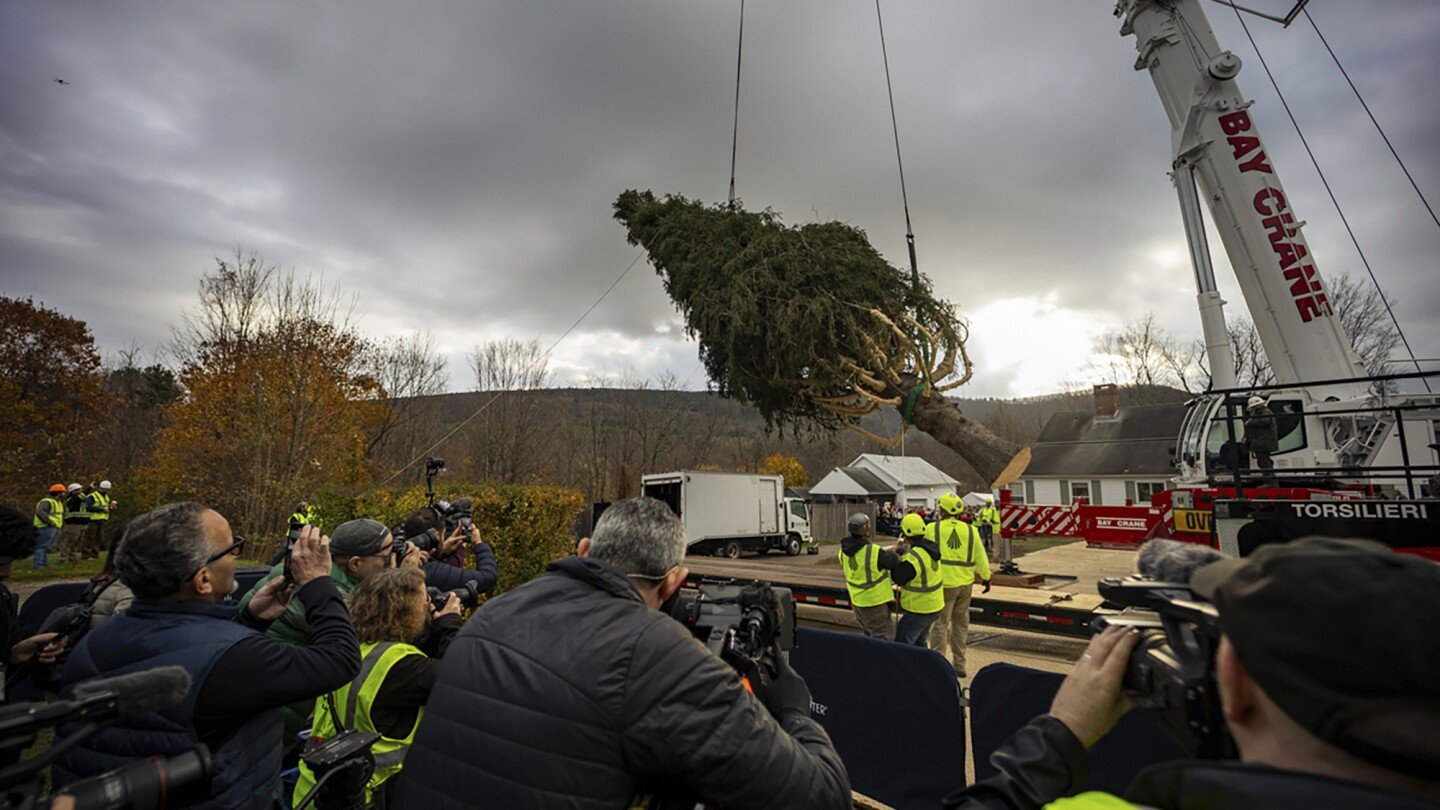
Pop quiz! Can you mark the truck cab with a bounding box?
[783,497,814,552]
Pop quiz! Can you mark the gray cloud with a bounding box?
[2,0,1436,396]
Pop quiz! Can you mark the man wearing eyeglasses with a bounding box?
[53,502,361,808]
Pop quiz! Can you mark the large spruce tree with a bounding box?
[614,189,1018,483]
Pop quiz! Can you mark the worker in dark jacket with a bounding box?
[394,496,851,810]
[54,505,360,808]
[1243,396,1279,485]
[839,512,900,640]
[943,538,1440,810]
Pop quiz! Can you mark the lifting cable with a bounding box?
[370,251,646,491]
[727,0,745,207]
[875,0,919,289]
[1225,2,1430,391]
[874,0,930,424]
[1302,7,1440,233]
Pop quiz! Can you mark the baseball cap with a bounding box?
[328,519,390,557]
[1191,537,1440,777]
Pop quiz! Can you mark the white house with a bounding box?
[1009,399,1187,506]
[811,453,960,510]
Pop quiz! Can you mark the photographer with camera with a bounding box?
[53,503,361,808]
[395,496,850,810]
[943,537,1440,809]
[294,567,462,808]
[0,506,68,714]
[396,515,499,595]
[239,518,402,647]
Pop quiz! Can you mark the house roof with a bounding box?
[810,466,898,497]
[1024,403,1189,478]
[850,454,959,488]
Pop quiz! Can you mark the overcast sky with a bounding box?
[3,0,1437,397]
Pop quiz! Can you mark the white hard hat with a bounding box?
[99,480,112,490]
[67,483,82,493]
[1246,396,1266,409]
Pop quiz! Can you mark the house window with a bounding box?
[1135,481,1166,502]
[1008,482,1026,504]
[1069,481,1089,503]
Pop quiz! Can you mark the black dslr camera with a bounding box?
[426,581,482,612]
[668,580,796,677]
[1092,577,1236,759]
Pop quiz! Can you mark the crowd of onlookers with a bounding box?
[0,483,1436,808]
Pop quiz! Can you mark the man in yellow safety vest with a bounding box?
[83,480,113,557]
[927,493,991,678]
[894,512,945,647]
[978,496,1002,553]
[838,513,900,640]
[32,484,65,569]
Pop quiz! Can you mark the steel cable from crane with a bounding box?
[370,251,647,492]
[1302,7,1440,234]
[727,0,745,207]
[874,0,918,287]
[874,0,933,417]
[1225,1,1430,391]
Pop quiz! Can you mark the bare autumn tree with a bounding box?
[365,332,448,474]
[1184,274,1399,391]
[466,338,552,483]
[1330,274,1404,380]
[97,345,183,486]
[143,251,383,544]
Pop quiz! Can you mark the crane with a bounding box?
[1114,0,1437,492]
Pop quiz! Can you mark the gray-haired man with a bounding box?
[53,504,360,807]
[396,496,851,810]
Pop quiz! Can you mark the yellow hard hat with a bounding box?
[938,493,962,515]
[900,513,927,537]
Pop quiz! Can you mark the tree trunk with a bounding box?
[907,392,1020,485]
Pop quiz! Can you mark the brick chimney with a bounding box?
[1093,383,1118,418]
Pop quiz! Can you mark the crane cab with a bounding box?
[1174,392,1325,485]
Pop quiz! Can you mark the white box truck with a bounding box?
[642,471,813,558]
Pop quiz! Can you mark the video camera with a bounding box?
[426,581,482,612]
[668,580,795,678]
[1092,576,1235,759]
[295,729,381,810]
[0,666,212,809]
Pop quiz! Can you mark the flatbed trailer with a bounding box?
[683,558,1104,639]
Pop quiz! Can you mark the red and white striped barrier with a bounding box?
[1000,503,1082,539]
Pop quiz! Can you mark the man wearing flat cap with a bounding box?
[240,518,409,646]
[944,537,1440,809]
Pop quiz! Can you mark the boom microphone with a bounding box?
[1137,539,1228,584]
[67,666,193,718]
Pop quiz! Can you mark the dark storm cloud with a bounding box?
[2,0,1436,394]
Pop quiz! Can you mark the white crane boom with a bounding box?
[1116,0,1368,398]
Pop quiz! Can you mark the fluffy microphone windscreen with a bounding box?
[1137,538,1228,584]
[69,665,192,718]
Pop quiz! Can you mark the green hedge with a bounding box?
[311,482,585,594]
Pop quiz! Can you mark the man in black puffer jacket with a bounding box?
[395,496,851,810]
